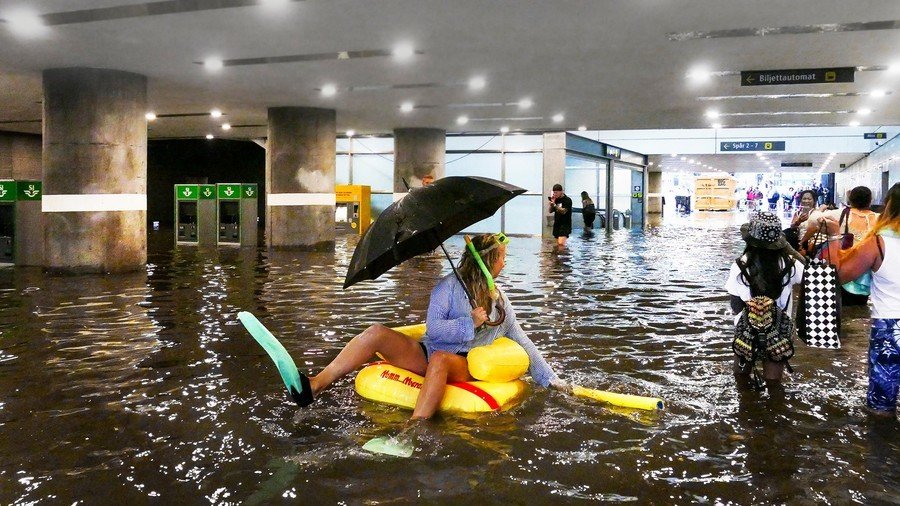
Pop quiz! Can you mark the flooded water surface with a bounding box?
[1,213,897,504]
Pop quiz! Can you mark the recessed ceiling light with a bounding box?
[518,98,533,109]
[468,77,486,90]
[500,126,510,134]
[849,120,860,127]
[552,113,564,123]
[392,43,415,61]
[671,153,678,157]
[858,108,872,115]
[400,102,414,113]
[577,125,587,131]
[705,109,720,119]
[145,112,157,121]
[687,67,711,82]
[321,84,337,97]
[210,109,222,118]
[206,134,214,140]
[204,57,224,71]
[221,123,232,130]
[4,9,47,38]
[456,115,469,125]
[346,129,355,137]
[260,0,291,6]
[649,162,654,166]
[870,89,886,98]
[712,123,722,129]
[888,64,899,75]
[680,156,687,161]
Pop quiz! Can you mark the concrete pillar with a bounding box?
[647,170,663,213]
[541,132,566,238]
[42,68,147,273]
[393,128,445,197]
[266,107,335,250]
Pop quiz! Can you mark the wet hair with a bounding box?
[862,183,900,241]
[737,246,796,300]
[458,234,505,314]
[848,186,872,210]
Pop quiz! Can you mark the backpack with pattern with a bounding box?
[733,295,795,365]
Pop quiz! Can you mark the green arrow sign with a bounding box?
[175,184,199,201]
[17,180,41,200]
[242,184,258,199]
[218,183,241,200]
[0,181,16,202]
[200,184,216,200]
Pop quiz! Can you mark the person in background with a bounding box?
[820,183,899,417]
[549,184,572,246]
[787,190,817,252]
[580,191,596,230]
[724,211,804,386]
[421,174,434,187]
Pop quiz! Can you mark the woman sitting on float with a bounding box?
[297,232,568,419]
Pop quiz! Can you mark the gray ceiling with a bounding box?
[0,0,899,141]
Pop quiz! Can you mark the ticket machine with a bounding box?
[0,180,43,266]
[174,184,216,246]
[0,180,14,265]
[335,184,371,236]
[217,183,258,246]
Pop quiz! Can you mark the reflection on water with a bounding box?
[1,213,897,504]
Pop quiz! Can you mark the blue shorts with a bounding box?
[867,318,900,412]
[419,342,467,360]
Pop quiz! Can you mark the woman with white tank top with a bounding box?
[823,182,900,417]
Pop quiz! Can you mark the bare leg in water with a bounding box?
[410,351,472,420]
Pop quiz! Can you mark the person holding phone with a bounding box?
[548,184,572,246]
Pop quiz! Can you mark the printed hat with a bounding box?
[740,211,789,250]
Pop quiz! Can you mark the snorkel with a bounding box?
[464,232,509,300]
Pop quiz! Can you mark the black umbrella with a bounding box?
[343,176,526,293]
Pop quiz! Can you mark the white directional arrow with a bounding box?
[203,188,212,197]
[182,187,193,197]
[224,187,235,197]
[245,188,254,197]
[0,187,7,198]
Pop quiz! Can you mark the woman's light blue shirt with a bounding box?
[422,274,561,388]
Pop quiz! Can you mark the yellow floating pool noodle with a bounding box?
[467,337,530,383]
[572,385,664,411]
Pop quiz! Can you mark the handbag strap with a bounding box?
[839,207,851,234]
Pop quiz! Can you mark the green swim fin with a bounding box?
[362,436,415,458]
[237,311,308,405]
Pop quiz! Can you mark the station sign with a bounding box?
[864,132,887,139]
[199,184,216,200]
[241,184,257,199]
[781,162,813,167]
[175,184,199,200]
[605,146,621,159]
[17,181,41,200]
[0,180,16,202]
[720,141,785,152]
[217,183,241,200]
[740,67,854,86]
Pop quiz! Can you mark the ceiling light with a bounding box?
[145,112,157,121]
[552,113,564,123]
[260,0,291,6]
[888,64,900,75]
[680,156,687,161]
[392,43,415,61]
[346,129,355,137]
[221,123,232,130]
[500,126,510,134]
[400,102,414,113]
[705,109,720,119]
[849,120,860,127]
[204,57,224,71]
[671,153,678,157]
[687,67,711,82]
[518,98,533,109]
[210,109,222,118]
[456,115,469,125]
[4,9,47,37]
[577,125,587,131]
[870,89,886,98]
[648,162,654,166]
[689,159,695,163]
[858,108,872,115]
[321,84,337,97]
[206,134,214,140]
[468,76,486,90]
[712,123,722,129]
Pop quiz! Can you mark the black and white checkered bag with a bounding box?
[796,257,841,349]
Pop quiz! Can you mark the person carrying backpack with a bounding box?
[724,211,805,387]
